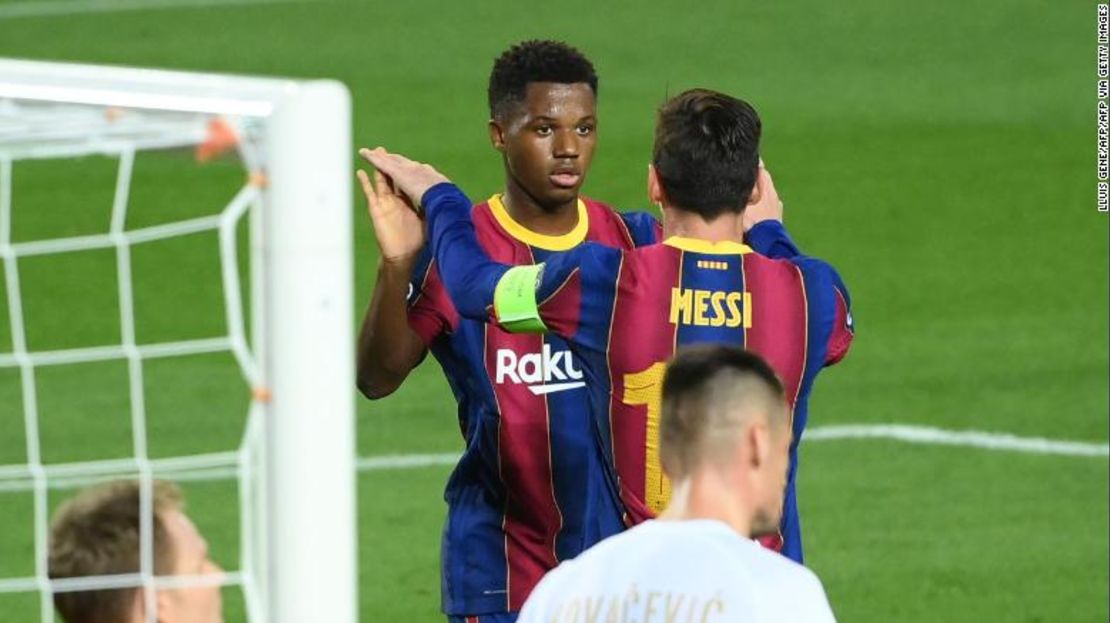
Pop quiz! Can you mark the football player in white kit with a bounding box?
[518,345,836,623]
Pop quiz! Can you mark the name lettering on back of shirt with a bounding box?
[669,288,752,328]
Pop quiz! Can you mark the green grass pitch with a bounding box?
[0,0,1107,621]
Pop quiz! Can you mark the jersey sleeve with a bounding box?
[825,267,854,366]
[533,243,623,351]
[745,220,803,259]
[746,220,854,365]
[404,244,457,345]
[618,210,663,247]
[792,256,855,368]
[423,182,622,349]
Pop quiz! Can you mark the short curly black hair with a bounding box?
[488,40,598,120]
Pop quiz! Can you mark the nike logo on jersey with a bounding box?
[495,345,585,395]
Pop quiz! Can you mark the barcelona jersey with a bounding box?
[406,192,660,614]
[424,183,855,564]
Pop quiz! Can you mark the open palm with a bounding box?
[356,164,425,264]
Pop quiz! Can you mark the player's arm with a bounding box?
[824,266,854,366]
[354,259,428,399]
[354,167,430,399]
[743,163,854,365]
[619,210,663,246]
[794,256,855,367]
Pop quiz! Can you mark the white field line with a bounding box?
[0,424,1103,492]
[355,423,1110,471]
[0,0,319,20]
[805,424,1110,456]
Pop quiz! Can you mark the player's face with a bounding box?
[491,82,597,211]
[158,510,224,623]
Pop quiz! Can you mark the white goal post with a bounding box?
[0,58,357,623]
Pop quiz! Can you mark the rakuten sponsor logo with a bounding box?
[494,345,585,395]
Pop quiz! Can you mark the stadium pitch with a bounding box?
[0,0,1106,621]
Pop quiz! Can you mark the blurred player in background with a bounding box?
[355,40,660,621]
[48,479,223,623]
[360,87,855,565]
[519,346,836,622]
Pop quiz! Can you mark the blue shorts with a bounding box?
[448,613,518,623]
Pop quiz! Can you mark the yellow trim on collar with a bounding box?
[487,194,589,251]
[663,236,753,255]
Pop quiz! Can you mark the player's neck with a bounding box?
[501,181,580,237]
[662,207,743,244]
[659,471,753,538]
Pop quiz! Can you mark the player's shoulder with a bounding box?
[580,195,627,222]
[737,538,831,612]
[581,195,661,248]
[747,248,838,284]
[746,538,820,583]
[469,196,498,232]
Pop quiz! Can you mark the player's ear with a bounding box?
[488,119,506,153]
[648,164,666,205]
[748,421,770,471]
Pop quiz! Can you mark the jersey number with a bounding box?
[623,362,671,514]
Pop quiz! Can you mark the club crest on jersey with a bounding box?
[495,345,585,396]
[669,287,753,328]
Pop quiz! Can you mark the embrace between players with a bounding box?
[357,41,854,622]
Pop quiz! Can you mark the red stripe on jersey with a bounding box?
[538,268,582,337]
[742,254,808,409]
[477,225,562,611]
[604,246,683,523]
[581,197,642,248]
[586,197,637,248]
[487,326,561,611]
[407,262,460,345]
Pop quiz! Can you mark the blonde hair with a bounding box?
[48,479,184,623]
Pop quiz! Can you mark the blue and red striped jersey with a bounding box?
[424,183,854,564]
[406,193,661,615]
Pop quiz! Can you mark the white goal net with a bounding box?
[0,59,356,623]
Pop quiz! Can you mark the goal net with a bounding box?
[0,59,356,623]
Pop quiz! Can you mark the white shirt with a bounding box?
[518,519,836,623]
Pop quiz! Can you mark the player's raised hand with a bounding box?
[742,161,784,233]
[360,147,450,206]
[357,149,425,264]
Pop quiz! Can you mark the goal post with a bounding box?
[0,58,357,623]
[265,80,357,623]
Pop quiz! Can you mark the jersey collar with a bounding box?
[663,236,753,255]
[488,194,589,251]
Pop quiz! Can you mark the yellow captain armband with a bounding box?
[493,264,548,333]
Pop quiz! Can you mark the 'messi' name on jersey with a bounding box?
[669,288,753,328]
[495,345,585,396]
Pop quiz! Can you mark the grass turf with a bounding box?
[0,0,1106,620]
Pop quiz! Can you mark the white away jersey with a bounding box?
[518,519,836,623]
